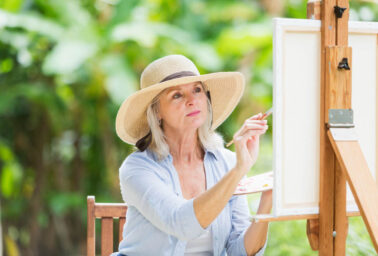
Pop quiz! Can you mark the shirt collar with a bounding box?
[204,147,218,161]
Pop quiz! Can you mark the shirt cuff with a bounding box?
[179,198,207,240]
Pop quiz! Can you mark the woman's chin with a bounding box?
[188,119,206,130]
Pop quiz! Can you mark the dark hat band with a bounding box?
[159,71,198,83]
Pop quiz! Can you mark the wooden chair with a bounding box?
[87,196,128,256]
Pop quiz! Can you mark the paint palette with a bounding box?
[234,171,273,195]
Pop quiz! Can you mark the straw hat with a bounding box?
[115,54,245,145]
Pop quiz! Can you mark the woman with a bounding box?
[113,55,272,256]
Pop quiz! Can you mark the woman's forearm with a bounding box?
[193,166,246,228]
[193,113,267,228]
[244,191,272,255]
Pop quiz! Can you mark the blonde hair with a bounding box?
[145,83,224,161]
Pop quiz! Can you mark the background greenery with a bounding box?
[0,0,377,255]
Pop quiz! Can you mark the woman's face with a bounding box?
[158,81,208,134]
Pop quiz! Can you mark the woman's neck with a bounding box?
[165,130,204,164]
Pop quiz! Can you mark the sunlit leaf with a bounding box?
[0,0,23,12]
[185,42,222,71]
[204,1,260,22]
[0,142,22,198]
[41,0,92,27]
[100,54,137,104]
[111,21,191,47]
[216,20,273,56]
[4,234,20,256]
[42,40,98,75]
[0,9,63,40]
[0,30,29,50]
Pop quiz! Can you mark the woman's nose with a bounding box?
[186,93,197,105]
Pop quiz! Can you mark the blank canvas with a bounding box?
[272,18,378,216]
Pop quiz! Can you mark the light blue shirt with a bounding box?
[114,147,267,256]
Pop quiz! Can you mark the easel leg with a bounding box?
[334,160,348,255]
[327,138,378,252]
[319,139,335,255]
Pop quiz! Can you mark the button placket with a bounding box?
[167,154,183,197]
[203,151,213,191]
[204,152,220,255]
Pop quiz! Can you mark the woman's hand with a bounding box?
[233,113,268,174]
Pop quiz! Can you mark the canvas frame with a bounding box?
[272,18,378,216]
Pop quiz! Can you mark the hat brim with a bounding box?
[115,72,245,145]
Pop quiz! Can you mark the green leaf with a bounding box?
[0,142,23,198]
[100,54,137,104]
[0,9,64,40]
[42,40,98,75]
[216,21,273,56]
[47,192,82,217]
[111,21,191,47]
[0,0,24,12]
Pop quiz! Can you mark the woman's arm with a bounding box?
[193,164,246,228]
[193,113,268,228]
[244,190,272,256]
[194,113,268,229]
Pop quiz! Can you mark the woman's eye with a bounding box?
[173,93,182,99]
[195,87,202,93]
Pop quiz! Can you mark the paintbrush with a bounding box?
[226,107,273,147]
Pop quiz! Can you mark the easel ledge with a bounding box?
[252,211,360,223]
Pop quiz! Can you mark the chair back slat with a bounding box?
[87,196,128,256]
[87,196,96,256]
[101,217,114,256]
[119,217,126,244]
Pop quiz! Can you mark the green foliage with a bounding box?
[47,192,82,217]
[0,0,377,255]
[347,217,377,255]
[266,221,317,256]
[0,141,23,198]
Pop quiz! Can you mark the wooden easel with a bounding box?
[255,1,378,255]
[308,0,378,254]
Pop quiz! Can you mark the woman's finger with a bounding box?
[236,120,267,134]
[248,113,263,121]
[234,130,263,144]
[234,123,268,137]
[243,123,267,130]
[234,127,267,142]
[242,129,267,137]
[245,119,267,125]
[239,124,269,135]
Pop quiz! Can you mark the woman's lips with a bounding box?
[187,110,200,116]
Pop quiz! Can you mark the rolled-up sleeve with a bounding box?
[225,194,250,256]
[225,194,268,256]
[119,154,206,241]
[221,148,268,255]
